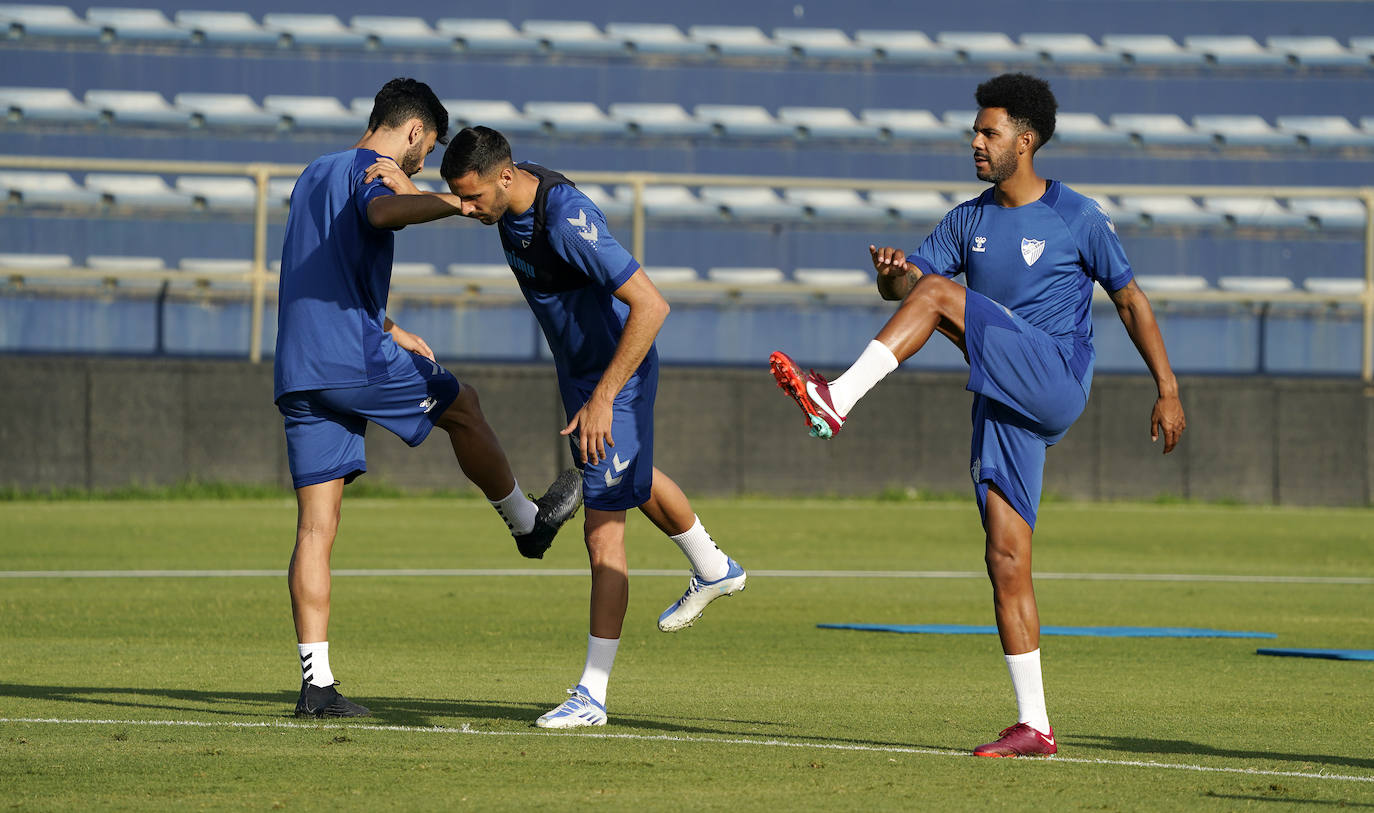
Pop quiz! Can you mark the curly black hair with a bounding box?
[974,73,1057,149]
[366,78,449,145]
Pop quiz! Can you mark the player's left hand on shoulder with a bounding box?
[1151,394,1185,454]
[365,157,420,194]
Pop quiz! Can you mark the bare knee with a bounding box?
[910,273,961,312]
[985,538,1030,592]
[436,383,484,433]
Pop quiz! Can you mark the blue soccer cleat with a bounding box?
[534,684,607,728]
[657,557,747,632]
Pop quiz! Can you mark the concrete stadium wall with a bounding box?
[1,356,1370,507]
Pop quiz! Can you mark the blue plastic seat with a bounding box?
[1109,113,1212,147]
[0,86,99,124]
[852,29,954,64]
[437,18,539,54]
[1102,34,1205,66]
[1183,35,1287,68]
[0,4,99,39]
[782,187,886,222]
[608,103,712,137]
[174,93,280,130]
[0,170,101,207]
[694,104,796,139]
[1191,114,1296,149]
[173,10,278,46]
[85,89,188,128]
[444,99,542,136]
[700,187,806,221]
[687,25,789,58]
[1275,115,1374,149]
[523,101,625,137]
[1053,112,1132,147]
[522,19,626,56]
[264,95,363,131]
[937,31,1041,65]
[1020,33,1120,66]
[86,7,190,42]
[777,106,881,141]
[860,108,961,143]
[349,16,451,51]
[773,27,873,60]
[262,13,366,48]
[84,173,193,209]
[1201,197,1309,229]
[1265,35,1369,68]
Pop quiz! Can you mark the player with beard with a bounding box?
[274,79,582,719]
[769,73,1186,757]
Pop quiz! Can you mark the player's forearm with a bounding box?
[1118,298,1178,397]
[589,299,668,406]
[366,193,462,229]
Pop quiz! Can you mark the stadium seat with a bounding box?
[942,110,981,135]
[606,22,708,56]
[1303,277,1366,297]
[391,262,438,276]
[522,19,626,56]
[175,176,258,212]
[867,190,951,221]
[436,18,538,53]
[852,29,955,64]
[262,13,366,48]
[1020,33,1120,66]
[86,254,169,289]
[1202,196,1309,229]
[1133,274,1210,293]
[447,263,515,280]
[178,257,253,289]
[174,93,279,129]
[859,108,961,142]
[1218,275,1295,293]
[576,183,631,219]
[264,95,363,131]
[694,104,796,139]
[687,25,789,58]
[348,15,451,51]
[0,252,91,287]
[173,10,279,46]
[1285,198,1366,229]
[607,103,712,137]
[793,268,873,288]
[772,27,873,60]
[777,106,880,141]
[268,177,295,208]
[1265,35,1370,68]
[523,101,625,137]
[1183,35,1287,67]
[0,170,101,207]
[84,89,188,128]
[1116,195,1226,228]
[1191,114,1296,148]
[631,185,718,220]
[1101,34,1205,66]
[0,3,99,39]
[1053,112,1133,147]
[86,7,190,43]
[705,266,786,285]
[1109,113,1212,147]
[1350,36,1374,61]
[1275,115,1374,149]
[84,173,193,209]
[0,86,99,124]
[782,187,885,222]
[936,31,1040,64]
[700,186,806,220]
[644,266,700,284]
[444,99,542,136]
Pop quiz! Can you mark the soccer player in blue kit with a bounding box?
[372,125,748,728]
[274,80,581,718]
[770,74,1186,757]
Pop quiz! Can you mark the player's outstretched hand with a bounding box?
[560,398,615,466]
[1151,394,1186,454]
[388,322,435,362]
[365,157,423,195]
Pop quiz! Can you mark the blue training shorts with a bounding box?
[277,348,461,489]
[561,364,657,512]
[964,289,1089,530]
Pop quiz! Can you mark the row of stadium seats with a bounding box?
[3,6,1371,70]
[2,252,1363,298]
[6,87,1374,152]
[2,170,1366,231]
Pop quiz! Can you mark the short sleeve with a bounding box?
[909,206,966,278]
[1077,200,1133,292]
[546,188,640,288]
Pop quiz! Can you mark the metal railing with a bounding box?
[3,154,1372,381]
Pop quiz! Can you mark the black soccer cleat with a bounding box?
[513,467,584,559]
[294,681,371,718]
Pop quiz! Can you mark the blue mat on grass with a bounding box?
[818,623,1276,639]
[1257,648,1374,661]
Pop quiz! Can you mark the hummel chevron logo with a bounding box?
[603,453,631,487]
[566,209,598,243]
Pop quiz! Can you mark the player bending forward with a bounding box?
[770,74,1186,757]
[367,125,747,728]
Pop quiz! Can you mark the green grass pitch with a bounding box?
[2,496,1371,810]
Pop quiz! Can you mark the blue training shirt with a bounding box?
[909,180,1133,381]
[273,148,400,401]
[498,175,646,386]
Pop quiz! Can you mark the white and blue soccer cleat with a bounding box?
[657,557,747,632]
[534,684,608,729]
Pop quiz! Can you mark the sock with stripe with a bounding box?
[298,641,334,688]
[490,481,538,536]
[668,516,730,582]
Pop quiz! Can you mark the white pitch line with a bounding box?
[0,568,1368,585]
[2,717,1370,786]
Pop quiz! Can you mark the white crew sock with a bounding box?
[298,641,334,688]
[1005,648,1051,735]
[490,481,538,536]
[577,635,620,707]
[827,340,899,418]
[669,516,730,582]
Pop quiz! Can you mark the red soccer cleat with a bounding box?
[768,351,845,439]
[973,723,1058,758]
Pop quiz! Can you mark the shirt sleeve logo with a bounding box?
[566,209,599,244]
[1020,237,1045,267]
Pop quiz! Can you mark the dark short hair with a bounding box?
[975,73,1057,149]
[367,78,449,145]
[440,126,513,180]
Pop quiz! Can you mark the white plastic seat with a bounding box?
[523,101,625,137]
[268,177,295,208]
[860,108,960,142]
[447,263,514,280]
[437,18,538,53]
[0,4,98,38]
[391,262,438,277]
[1183,35,1287,68]
[1265,35,1369,68]
[793,268,873,288]
[782,187,885,222]
[1102,34,1205,66]
[264,95,363,131]
[0,86,98,123]
[262,13,365,48]
[1217,276,1295,293]
[349,15,450,51]
[1303,277,1366,297]
[1286,198,1366,229]
[941,109,981,133]
[1116,195,1226,228]
[852,29,953,64]
[644,266,700,284]
[773,27,872,60]
[608,103,711,137]
[85,89,188,127]
[178,257,253,289]
[631,185,717,220]
[687,24,789,58]
[0,252,74,270]
[444,99,541,135]
[173,10,277,45]
[174,93,279,129]
[522,19,625,56]
[777,107,880,141]
[1053,112,1132,146]
[607,22,708,56]
[0,170,101,207]
[1134,275,1210,293]
[700,187,806,220]
[1109,113,1211,147]
[1202,197,1308,229]
[1276,115,1374,149]
[175,176,258,211]
[867,190,951,221]
[694,104,795,139]
[1192,114,1295,149]
[86,255,168,289]
[86,7,189,42]
[84,173,193,209]
[937,31,1040,64]
[576,184,631,219]
[706,267,786,285]
[1020,33,1119,66]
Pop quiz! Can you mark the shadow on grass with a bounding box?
[1070,733,1374,772]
